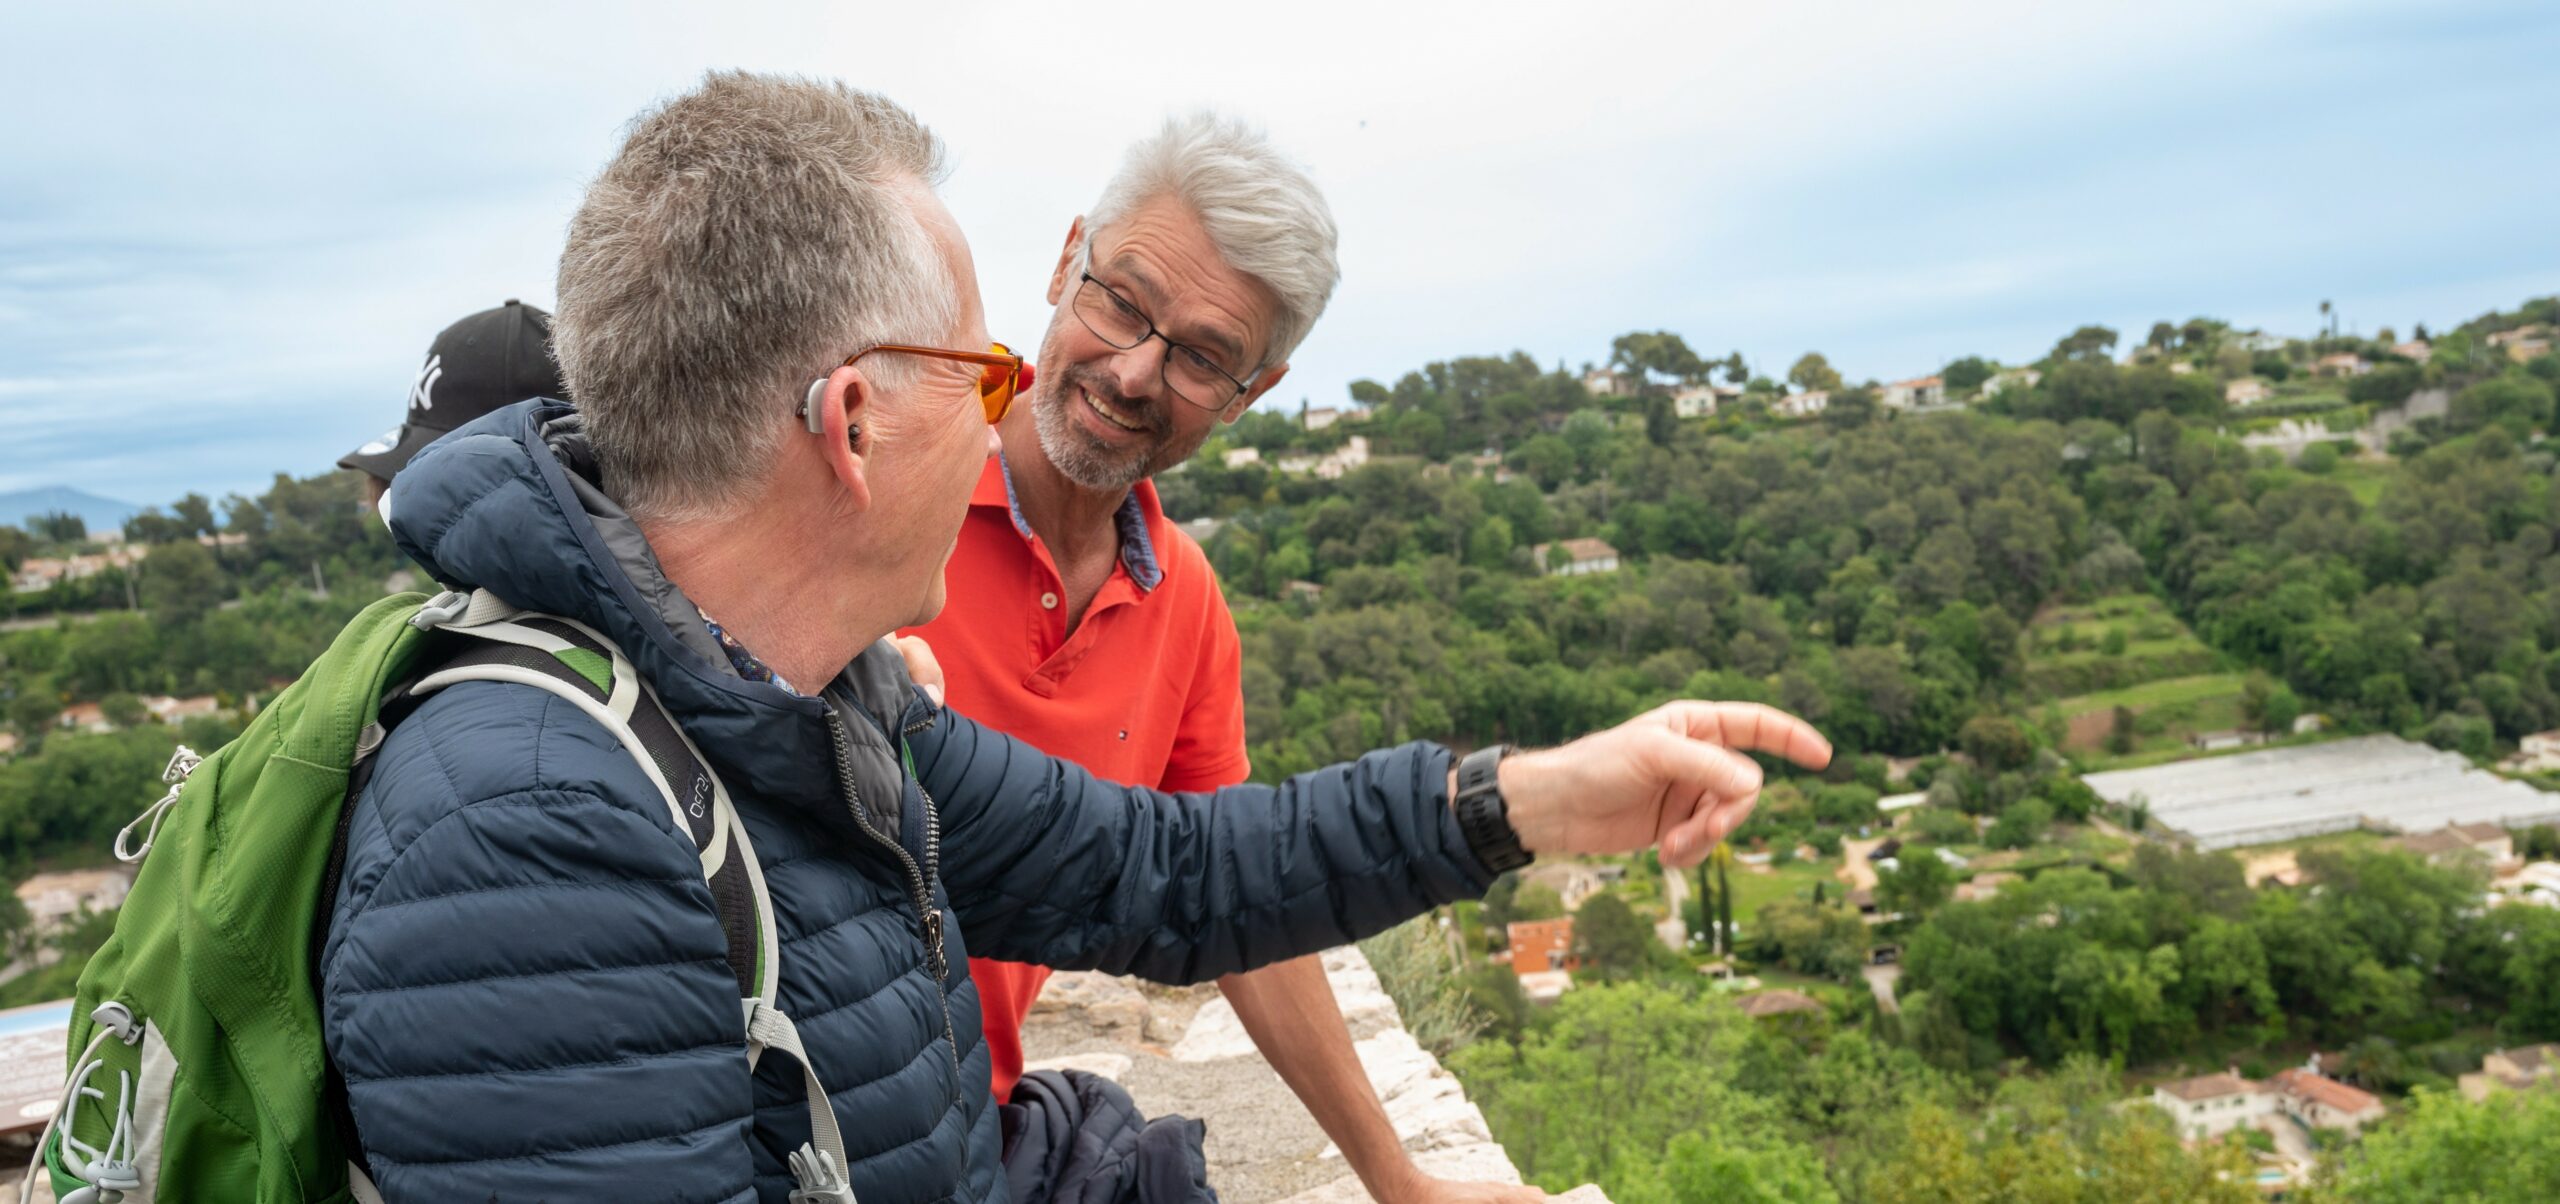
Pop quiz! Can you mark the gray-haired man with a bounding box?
[906,116,1548,1201]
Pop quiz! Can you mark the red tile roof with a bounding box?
[2271,1068,2381,1115]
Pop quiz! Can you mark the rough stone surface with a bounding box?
[1020,949,1609,1203]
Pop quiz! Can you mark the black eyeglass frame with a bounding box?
[1069,271,1258,411]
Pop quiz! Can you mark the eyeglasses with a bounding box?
[1069,274,1253,412]
[844,342,1034,424]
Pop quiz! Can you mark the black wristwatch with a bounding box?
[1454,744,1533,874]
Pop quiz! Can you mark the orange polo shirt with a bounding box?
[902,452,1249,1102]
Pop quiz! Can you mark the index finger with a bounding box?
[1656,701,1832,771]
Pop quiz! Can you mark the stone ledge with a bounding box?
[1024,949,1609,1203]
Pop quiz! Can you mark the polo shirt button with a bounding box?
[1040,592,1059,610]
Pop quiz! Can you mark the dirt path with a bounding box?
[1838,837,1882,891]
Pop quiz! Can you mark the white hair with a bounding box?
[1085,111,1340,372]
[554,71,956,522]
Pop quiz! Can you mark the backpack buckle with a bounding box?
[410,590,474,631]
[161,746,203,786]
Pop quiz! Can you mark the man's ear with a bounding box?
[1046,217,1086,307]
[1223,361,1290,425]
[815,363,875,512]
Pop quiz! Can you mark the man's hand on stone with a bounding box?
[1398,1173,1555,1203]
[1496,701,1832,870]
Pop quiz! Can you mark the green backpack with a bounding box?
[25,590,856,1204]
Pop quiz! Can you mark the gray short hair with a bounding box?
[554,71,956,521]
[1086,112,1339,372]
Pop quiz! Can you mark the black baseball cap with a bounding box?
[339,299,569,480]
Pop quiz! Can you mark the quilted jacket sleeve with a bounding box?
[319,682,757,1204]
[916,706,1497,984]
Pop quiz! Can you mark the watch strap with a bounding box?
[1454,744,1532,874]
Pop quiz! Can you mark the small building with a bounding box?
[1530,538,1621,577]
[1735,989,1826,1019]
[143,695,223,723]
[1881,376,1945,410]
[56,702,111,733]
[1672,383,1720,419]
[2393,340,2433,363]
[1772,389,1830,419]
[2313,353,2373,378]
[14,867,133,930]
[1507,918,1578,978]
[2188,729,2265,752]
[1580,368,1634,398]
[1220,446,1261,469]
[1176,517,1224,547]
[2225,378,2275,406]
[2268,1067,2386,1135]
[1979,367,2041,398]
[1515,969,1574,1004]
[2397,822,2513,866]
[1302,405,1342,431]
[2487,326,2553,363]
[2149,1072,2276,1140]
[1282,580,1325,603]
[1876,792,1928,815]
[2509,729,2560,772]
[2460,1044,2560,1101]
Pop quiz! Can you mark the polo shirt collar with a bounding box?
[976,452,1164,592]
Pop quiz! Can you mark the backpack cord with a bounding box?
[23,1006,145,1204]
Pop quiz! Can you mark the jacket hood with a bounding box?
[384,398,913,828]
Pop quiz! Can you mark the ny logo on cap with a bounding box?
[410,353,444,413]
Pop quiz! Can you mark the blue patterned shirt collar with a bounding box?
[994,450,1163,592]
[699,608,805,698]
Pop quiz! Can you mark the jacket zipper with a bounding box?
[822,711,964,1094]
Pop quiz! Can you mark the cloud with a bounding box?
[0,0,2554,504]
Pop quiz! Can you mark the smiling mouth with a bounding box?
[1080,385,1149,435]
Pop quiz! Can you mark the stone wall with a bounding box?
[1021,948,1608,1203]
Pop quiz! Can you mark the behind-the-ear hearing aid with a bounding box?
[800,378,858,443]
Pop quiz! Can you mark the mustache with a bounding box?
[1055,368,1168,435]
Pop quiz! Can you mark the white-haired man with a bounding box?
[904,116,1545,1201]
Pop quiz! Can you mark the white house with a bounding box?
[2149,1072,2276,1140]
[1303,405,1342,431]
[1881,376,1945,409]
[1672,383,1720,419]
[1979,368,2041,398]
[1220,446,1262,469]
[2225,378,2275,406]
[1531,538,1621,577]
[1772,389,1831,419]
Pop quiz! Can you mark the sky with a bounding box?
[2,0,2555,509]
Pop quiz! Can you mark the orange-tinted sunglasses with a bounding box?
[846,342,1036,424]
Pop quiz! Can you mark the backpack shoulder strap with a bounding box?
[401,608,775,1005]
[388,592,855,1202]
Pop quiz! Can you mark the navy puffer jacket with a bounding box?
[319,400,1495,1204]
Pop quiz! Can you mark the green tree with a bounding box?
[1788,353,1844,394]
[1877,848,1956,916]
[1940,357,1994,394]
[1511,882,1565,922]
[2050,324,2120,363]
[139,537,227,627]
[1957,715,2033,771]
[2305,1088,2560,1203]
[1570,892,1655,981]
[28,512,87,543]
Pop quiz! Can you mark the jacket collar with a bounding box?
[385,399,915,831]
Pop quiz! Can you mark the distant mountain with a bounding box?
[0,486,141,535]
